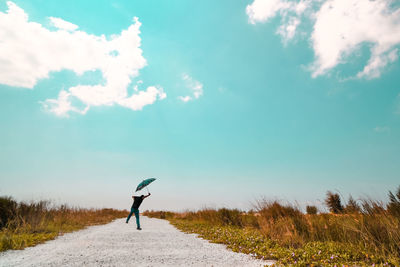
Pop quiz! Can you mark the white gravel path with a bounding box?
[0,217,275,267]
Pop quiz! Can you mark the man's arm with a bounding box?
[143,193,151,199]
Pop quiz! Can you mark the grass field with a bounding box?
[0,197,128,251]
[144,187,400,266]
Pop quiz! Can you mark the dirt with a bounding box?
[0,216,275,266]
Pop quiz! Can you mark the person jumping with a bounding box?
[126,193,151,230]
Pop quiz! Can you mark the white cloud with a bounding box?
[178,96,192,102]
[0,2,165,116]
[277,16,301,43]
[245,0,311,24]
[356,49,398,79]
[118,86,166,111]
[49,17,78,31]
[246,0,400,79]
[246,0,292,24]
[41,90,88,118]
[311,0,400,79]
[246,0,310,43]
[178,74,203,102]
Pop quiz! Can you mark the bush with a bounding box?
[255,201,309,247]
[0,196,17,229]
[257,200,302,219]
[216,208,243,227]
[306,205,318,215]
[325,191,343,214]
[344,195,361,214]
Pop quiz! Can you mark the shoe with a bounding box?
[137,227,142,230]
[126,221,128,224]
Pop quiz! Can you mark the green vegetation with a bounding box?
[0,196,128,251]
[144,186,400,266]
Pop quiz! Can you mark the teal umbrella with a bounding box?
[135,178,156,192]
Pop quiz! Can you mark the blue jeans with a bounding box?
[126,208,140,228]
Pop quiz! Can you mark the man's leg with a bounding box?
[126,208,134,223]
[133,209,141,229]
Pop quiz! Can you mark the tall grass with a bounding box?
[144,186,400,265]
[0,196,128,251]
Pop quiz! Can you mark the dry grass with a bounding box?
[254,200,400,261]
[0,196,128,251]
[144,186,400,265]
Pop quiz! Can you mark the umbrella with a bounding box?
[135,178,156,192]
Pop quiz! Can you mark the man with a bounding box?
[126,193,151,230]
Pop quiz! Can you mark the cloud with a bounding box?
[178,74,203,102]
[246,0,292,24]
[246,0,310,43]
[118,86,166,111]
[246,0,400,79]
[276,16,301,44]
[49,17,78,31]
[41,90,89,117]
[373,126,390,133]
[0,2,165,116]
[311,0,400,79]
[178,96,192,102]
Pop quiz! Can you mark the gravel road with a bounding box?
[0,217,275,267]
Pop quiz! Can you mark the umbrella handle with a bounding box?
[146,186,150,195]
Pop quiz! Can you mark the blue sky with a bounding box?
[0,0,399,211]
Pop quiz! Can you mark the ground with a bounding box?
[0,216,275,266]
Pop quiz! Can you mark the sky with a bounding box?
[0,0,399,211]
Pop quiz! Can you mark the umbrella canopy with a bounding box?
[135,178,156,192]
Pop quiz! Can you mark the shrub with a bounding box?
[216,208,243,227]
[0,196,17,229]
[256,200,302,219]
[344,195,360,213]
[306,205,318,215]
[325,191,343,214]
[255,201,309,247]
[241,211,260,228]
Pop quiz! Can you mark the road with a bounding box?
[0,217,275,266]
